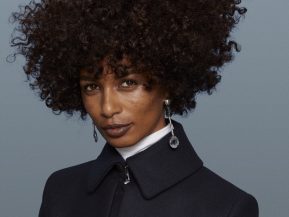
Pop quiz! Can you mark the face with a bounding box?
[79,62,167,148]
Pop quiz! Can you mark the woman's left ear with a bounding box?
[162,89,169,100]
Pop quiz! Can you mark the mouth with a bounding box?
[101,123,132,138]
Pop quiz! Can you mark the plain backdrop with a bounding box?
[1,0,289,216]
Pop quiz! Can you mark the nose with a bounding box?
[100,88,121,118]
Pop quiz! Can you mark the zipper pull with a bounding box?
[123,164,130,185]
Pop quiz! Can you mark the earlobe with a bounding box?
[160,88,169,100]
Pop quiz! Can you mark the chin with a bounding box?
[106,137,137,148]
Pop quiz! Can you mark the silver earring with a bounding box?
[93,122,98,143]
[164,99,179,149]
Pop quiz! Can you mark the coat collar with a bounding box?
[87,120,203,199]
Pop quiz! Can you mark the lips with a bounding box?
[101,123,132,138]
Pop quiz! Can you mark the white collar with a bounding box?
[115,124,171,160]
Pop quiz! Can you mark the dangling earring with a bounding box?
[93,122,98,143]
[164,99,179,149]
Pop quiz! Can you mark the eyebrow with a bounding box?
[79,72,139,82]
[79,75,97,81]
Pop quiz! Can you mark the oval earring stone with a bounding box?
[170,135,179,149]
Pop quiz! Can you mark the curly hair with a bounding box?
[10,0,246,119]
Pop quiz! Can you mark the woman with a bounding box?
[11,0,258,216]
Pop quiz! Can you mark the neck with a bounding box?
[115,124,171,160]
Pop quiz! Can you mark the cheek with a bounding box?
[82,95,100,116]
[123,90,164,117]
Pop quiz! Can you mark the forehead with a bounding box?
[79,67,138,81]
[79,68,150,85]
[79,69,118,82]
[80,55,135,80]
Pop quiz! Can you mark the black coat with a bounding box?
[39,121,258,217]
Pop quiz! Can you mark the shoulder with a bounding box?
[39,160,96,216]
[184,166,259,216]
[195,167,249,195]
[43,160,96,192]
[227,192,259,217]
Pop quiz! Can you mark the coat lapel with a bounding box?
[87,144,124,193]
[126,120,203,199]
[87,120,203,200]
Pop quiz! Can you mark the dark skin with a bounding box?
[80,58,168,148]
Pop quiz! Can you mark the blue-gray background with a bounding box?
[1,0,288,216]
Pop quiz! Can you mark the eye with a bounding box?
[82,83,99,92]
[120,79,138,88]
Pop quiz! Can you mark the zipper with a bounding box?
[123,164,130,185]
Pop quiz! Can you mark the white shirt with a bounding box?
[115,124,172,160]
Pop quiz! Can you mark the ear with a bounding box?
[162,89,170,100]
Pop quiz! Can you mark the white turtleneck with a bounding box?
[115,124,172,160]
